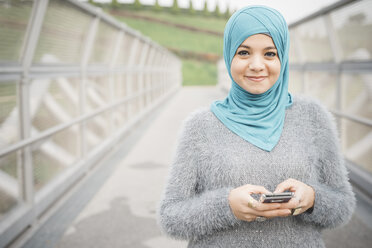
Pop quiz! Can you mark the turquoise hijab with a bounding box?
[211,5,292,152]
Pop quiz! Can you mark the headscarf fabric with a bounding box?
[211,5,293,152]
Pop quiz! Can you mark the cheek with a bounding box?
[270,62,281,82]
[230,59,244,80]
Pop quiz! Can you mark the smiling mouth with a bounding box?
[245,76,267,82]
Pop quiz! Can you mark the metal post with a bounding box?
[143,44,152,108]
[324,13,343,128]
[109,30,124,135]
[161,54,168,95]
[146,48,157,105]
[19,0,50,205]
[291,28,305,93]
[137,43,150,110]
[324,14,343,63]
[126,38,140,118]
[80,12,100,160]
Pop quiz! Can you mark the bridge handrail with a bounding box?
[0,0,181,247]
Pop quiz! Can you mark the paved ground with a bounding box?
[55,86,224,248]
[25,86,372,248]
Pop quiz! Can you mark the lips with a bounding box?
[245,76,267,82]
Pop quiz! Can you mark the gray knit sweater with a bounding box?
[158,96,355,248]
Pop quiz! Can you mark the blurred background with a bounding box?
[0,0,371,247]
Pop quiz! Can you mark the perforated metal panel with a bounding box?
[0,81,19,148]
[116,34,135,66]
[295,17,334,62]
[33,0,93,64]
[85,110,111,151]
[341,117,372,174]
[32,124,80,192]
[288,71,303,93]
[114,74,127,100]
[30,77,80,133]
[0,0,34,63]
[331,0,372,61]
[341,73,372,120]
[131,40,145,66]
[85,75,111,112]
[289,30,300,63]
[89,21,119,65]
[0,150,19,220]
[303,72,338,109]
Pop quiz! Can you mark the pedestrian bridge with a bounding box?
[0,0,371,247]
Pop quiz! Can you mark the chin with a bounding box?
[246,88,269,95]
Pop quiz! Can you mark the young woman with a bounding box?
[158,5,355,247]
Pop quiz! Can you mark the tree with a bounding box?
[203,0,209,17]
[224,5,231,19]
[189,0,196,15]
[171,0,180,14]
[153,0,162,12]
[133,0,142,10]
[214,3,221,17]
[111,0,120,9]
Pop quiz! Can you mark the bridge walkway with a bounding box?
[25,86,372,248]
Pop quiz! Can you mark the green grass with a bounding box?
[117,16,223,56]
[121,10,227,33]
[113,13,224,86]
[182,59,217,86]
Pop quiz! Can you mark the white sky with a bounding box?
[96,0,340,24]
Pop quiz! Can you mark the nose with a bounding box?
[248,55,265,72]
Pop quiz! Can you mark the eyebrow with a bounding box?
[238,45,277,50]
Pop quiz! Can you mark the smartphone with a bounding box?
[260,192,294,203]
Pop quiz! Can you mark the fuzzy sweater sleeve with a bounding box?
[158,112,240,240]
[298,102,356,228]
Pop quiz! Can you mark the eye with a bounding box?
[237,50,249,56]
[265,51,277,57]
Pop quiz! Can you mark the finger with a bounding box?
[278,188,303,209]
[246,195,259,209]
[278,198,300,209]
[291,206,304,216]
[244,214,258,222]
[274,179,298,193]
[254,202,282,211]
[245,185,272,195]
[252,208,292,218]
[244,196,281,213]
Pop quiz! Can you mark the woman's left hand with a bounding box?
[273,178,315,215]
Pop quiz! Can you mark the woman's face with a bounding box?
[230,34,281,94]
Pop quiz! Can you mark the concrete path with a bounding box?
[54,86,226,248]
[26,86,372,248]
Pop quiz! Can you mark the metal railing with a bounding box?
[0,0,181,247]
[218,0,372,197]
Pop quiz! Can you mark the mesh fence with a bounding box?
[0,0,181,245]
[0,0,34,63]
[33,0,92,64]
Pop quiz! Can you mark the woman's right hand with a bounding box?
[228,184,292,222]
